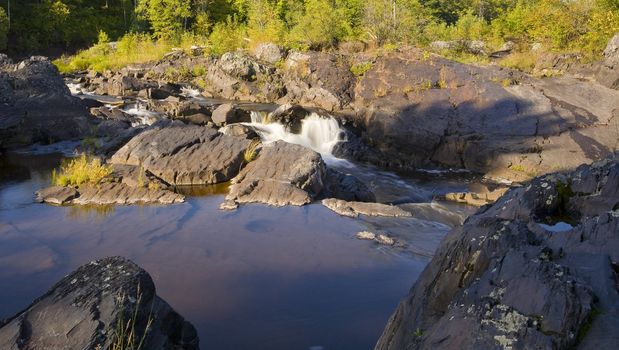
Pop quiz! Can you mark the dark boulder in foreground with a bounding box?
[0,55,91,148]
[0,256,198,350]
[376,154,619,349]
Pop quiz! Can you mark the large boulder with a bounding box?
[354,48,619,182]
[225,141,326,206]
[0,57,92,148]
[375,155,619,350]
[110,125,251,185]
[254,43,286,64]
[0,256,198,350]
[211,103,251,125]
[595,33,619,89]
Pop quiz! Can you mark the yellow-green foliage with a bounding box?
[244,139,261,163]
[350,62,373,76]
[52,154,113,187]
[209,17,247,56]
[498,52,539,72]
[54,32,210,73]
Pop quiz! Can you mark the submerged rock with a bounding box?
[322,198,411,218]
[0,256,198,350]
[375,155,619,350]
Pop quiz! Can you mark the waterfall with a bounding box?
[123,101,161,126]
[245,111,345,161]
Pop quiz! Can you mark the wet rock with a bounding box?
[35,186,78,205]
[356,231,376,240]
[211,103,251,125]
[73,182,184,205]
[0,256,198,350]
[110,125,251,185]
[255,43,286,64]
[267,103,311,133]
[219,123,259,139]
[322,168,376,202]
[226,141,326,206]
[375,155,619,350]
[0,56,92,148]
[376,234,396,246]
[356,231,397,246]
[321,198,411,218]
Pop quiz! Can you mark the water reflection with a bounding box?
[0,151,471,349]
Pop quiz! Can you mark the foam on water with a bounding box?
[123,101,161,126]
[245,111,347,164]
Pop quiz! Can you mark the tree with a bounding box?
[136,0,191,38]
[0,7,7,50]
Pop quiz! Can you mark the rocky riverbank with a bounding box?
[375,154,619,349]
[68,37,619,184]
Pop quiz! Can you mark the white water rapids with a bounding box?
[243,111,346,164]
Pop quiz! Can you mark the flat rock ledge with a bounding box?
[0,256,199,350]
[36,182,184,205]
[375,154,619,350]
[322,198,412,218]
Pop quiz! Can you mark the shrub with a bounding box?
[209,17,247,55]
[350,62,373,76]
[52,154,113,187]
[0,8,8,51]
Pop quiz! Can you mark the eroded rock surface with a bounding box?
[375,155,619,350]
[0,256,198,350]
[110,124,251,185]
[225,141,326,206]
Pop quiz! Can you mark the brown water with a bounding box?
[0,152,474,349]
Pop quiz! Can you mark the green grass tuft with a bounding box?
[52,154,113,187]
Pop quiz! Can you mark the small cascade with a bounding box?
[123,100,161,126]
[245,111,345,161]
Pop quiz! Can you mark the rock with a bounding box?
[0,56,92,148]
[375,155,619,350]
[356,231,376,240]
[218,52,271,81]
[603,32,619,67]
[322,168,376,202]
[35,186,78,205]
[0,256,198,350]
[255,43,286,64]
[219,123,259,139]
[73,182,184,205]
[376,234,396,246]
[356,231,398,246]
[354,48,619,182]
[110,125,251,186]
[321,198,411,218]
[211,103,251,125]
[267,103,311,133]
[226,141,326,206]
[443,186,509,206]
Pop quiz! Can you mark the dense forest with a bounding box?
[1,0,618,68]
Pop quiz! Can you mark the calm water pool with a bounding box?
[0,152,472,349]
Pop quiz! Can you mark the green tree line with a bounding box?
[3,1,617,62]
